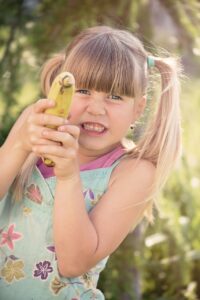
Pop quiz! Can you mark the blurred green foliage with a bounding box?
[0,0,200,299]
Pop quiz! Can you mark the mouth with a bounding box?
[81,122,107,134]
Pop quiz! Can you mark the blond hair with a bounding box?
[12,26,182,220]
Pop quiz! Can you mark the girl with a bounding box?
[0,26,181,299]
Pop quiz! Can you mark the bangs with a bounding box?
[64,34,137,97]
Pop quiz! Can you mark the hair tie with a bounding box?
[147,56,155,69]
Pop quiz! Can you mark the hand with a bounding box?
[18,99,64,151]
[27,99,80,179]
[34,123,80,180]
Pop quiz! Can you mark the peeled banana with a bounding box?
[43,72,75,167]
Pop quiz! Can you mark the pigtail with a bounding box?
[134,56,182,198]
[40,53,65,96]
[11,153,38,201]
[12,53,65,201]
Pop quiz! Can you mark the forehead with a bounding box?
[64,34,138,97]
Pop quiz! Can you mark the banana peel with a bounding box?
[43,72,75,167]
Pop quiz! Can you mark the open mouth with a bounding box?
[81,122,107,134]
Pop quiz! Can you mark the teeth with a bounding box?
[83,123,105,132]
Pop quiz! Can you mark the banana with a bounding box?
[43,71,75,167]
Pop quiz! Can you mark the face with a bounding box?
[68,88,144,159]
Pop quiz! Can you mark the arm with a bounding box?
[0,107,31,198]
[53,158,155,277]
[0,99,66,199]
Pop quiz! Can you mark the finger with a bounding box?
[32,144,61,156]
[30,136,61,146]
[33,113,68,127]
[57,124,80,139]
[41,130,76,147]
[33,144,76,159]
[34,99,55,113]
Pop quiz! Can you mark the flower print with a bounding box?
[1,259,25,283]
[88,189,95,200]
[83,189,101,207]
[33,260,53,280]
[51,276,67,295]
[0,224,22,250]
[47,245,57,260]
[51,276,82,295]
[91,194,101,207]
[23,206,32,216]
[9,255,18,260]
[47,245,55,253]
[83,189,94,200]
[81,272,93,288]
[25,183,43,204]
[85,189,95,200]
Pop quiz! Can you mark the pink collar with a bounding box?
[37,145,125,178]
[80,145,125,171]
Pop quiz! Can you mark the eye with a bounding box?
[75,89,90,95]
[109,94,123,101]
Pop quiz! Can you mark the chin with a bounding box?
[79,141,117,155]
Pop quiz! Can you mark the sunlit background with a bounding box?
[0,1,200,299]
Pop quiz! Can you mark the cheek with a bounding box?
[68,100,83,121]
[114,107,134,125]
[110,114,132,137]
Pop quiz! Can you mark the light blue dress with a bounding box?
[0,159,121,300]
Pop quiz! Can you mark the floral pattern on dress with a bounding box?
[83,189,100,206]
[91,194,101,207]
[51,276,68,295]
[25,183,43,204]
[83,189,95,200]
[33,260,53,280]
[0,161,116,297]
[50,276,82,296]
[47,245,57,260]
[1,259,25,283]
[81,272,94,288]
[7,255,19,261]
[23,206,32,216]
[0,224,22,250]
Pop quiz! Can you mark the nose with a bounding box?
[86,95,106,116]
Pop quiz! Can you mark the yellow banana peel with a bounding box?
[43,72,75,167]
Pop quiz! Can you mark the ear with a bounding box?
[133,96,146,121]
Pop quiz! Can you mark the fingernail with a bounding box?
[58,126,64,131]
[49,100,55,105]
